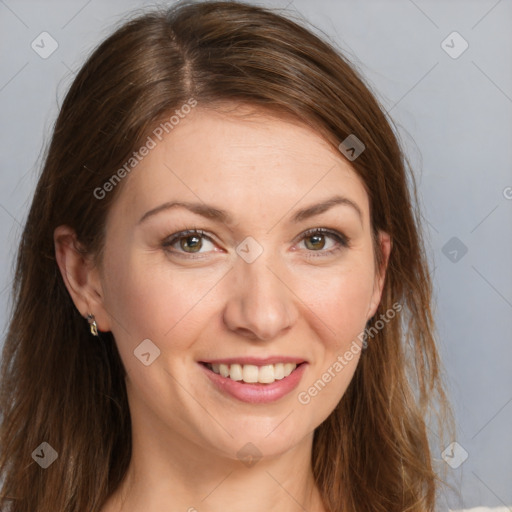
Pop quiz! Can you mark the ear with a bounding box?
[54,225,111,333]
[367,230,392,320]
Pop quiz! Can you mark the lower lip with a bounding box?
[199,363,307,404]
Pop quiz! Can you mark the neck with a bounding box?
[101,404,326,512]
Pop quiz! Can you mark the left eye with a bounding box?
[162,228,349,258]
[297,228,348,253]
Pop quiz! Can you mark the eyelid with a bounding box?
[293,227,349,246]
[162,227,350,258]
[162,228,216,259]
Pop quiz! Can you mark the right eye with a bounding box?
[162,229,218,257]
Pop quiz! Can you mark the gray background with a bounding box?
[1,0,511,510]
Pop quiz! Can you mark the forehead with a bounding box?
[111,106,370,228]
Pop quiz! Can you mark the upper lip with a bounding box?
[199,356,306,366]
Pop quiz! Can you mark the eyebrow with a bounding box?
[138,194,363,226]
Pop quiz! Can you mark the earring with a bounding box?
[362,318,372,351]
[361,330,368,350]
[87,313,99,336]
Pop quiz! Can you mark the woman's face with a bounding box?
[93,106,390,460]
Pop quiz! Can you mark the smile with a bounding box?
[198,359,307,404]
[204,362,298,384]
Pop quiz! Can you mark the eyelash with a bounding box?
[161,227,350,259]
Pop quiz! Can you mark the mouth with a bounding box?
[198,358,308,403]
[200,361,305,385]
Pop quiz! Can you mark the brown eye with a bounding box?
[298,228,349,256]
[162,229,216,257]
[179,234,203,253]
[304,233,327,251]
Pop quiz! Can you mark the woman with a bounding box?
[0,1,454,511]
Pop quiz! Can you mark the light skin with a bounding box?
[55,105,391,512]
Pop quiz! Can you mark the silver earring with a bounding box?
[87,313,99,336]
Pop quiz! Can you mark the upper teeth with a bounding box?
[208,363,297,384]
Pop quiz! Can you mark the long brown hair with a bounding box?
[0,2,455,511]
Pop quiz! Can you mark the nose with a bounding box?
[222,253,298,341]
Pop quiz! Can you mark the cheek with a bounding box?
[101,239,375,356]
[294,266,370,416]
[101,251,219,349]
[293,261,375,344]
